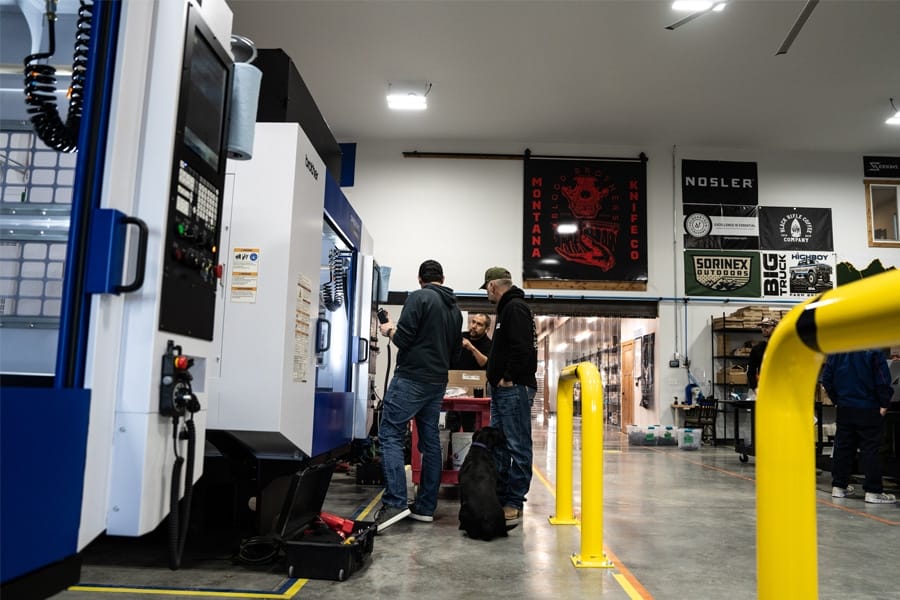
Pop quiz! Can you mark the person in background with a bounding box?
[375,260,463,531]
[456,313,492,370]
[747,317,777,391]
[820,349,896,504]
[447,313,493,431]
[481,267,538,527]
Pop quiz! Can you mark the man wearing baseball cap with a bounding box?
[480,266,537,527]
[747,317,778,391]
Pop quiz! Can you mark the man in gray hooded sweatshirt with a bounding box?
[374,260,462,531]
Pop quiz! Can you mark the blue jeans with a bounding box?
[379,376,446,513]
[490,384,536,510]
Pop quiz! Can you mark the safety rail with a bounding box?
[756,269,900,599]
[551,362,612,568]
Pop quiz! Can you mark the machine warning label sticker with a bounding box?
[231,247,260,303]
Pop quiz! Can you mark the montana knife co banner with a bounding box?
[523,154,648,288]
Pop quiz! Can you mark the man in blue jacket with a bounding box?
[375,260,463,530]
[820,349,896,504]
[481,266,538,526]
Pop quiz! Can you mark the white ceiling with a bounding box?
[228,0,900,155]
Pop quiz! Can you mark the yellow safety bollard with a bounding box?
[756,269,900,600]
[571,362,611,568]
[553,362,612,568]
[549,371,577,525]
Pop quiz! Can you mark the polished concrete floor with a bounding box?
[53,416,899,600]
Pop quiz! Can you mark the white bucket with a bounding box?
[439,429,451,467]
[451,431,474,470]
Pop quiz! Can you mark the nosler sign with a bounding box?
[682,159,759,251]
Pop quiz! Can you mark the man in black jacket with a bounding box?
[447,312,493,431]
[481,266,537,527]
[374,260,463,531]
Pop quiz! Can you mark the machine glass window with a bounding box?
[865,179,900,248]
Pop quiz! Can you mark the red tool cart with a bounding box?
[410,396,491,485]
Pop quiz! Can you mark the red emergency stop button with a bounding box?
[174,356,190,370]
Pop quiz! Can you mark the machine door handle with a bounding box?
[316,318,331,352]
[358,337,369,362]
[116,216,148,293]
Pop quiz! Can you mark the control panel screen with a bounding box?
[183,31,228,173]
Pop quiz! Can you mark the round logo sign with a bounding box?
[684,213,712,238]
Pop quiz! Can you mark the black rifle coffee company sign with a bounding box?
[523,155,647,287]
[684,250,760,297]
[682,159,759,250]
[759,207,833,251]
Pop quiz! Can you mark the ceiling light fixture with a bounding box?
[672,1,725,12]
[887,98,900,125]
[387,81,431,110]
[666,1,726,30]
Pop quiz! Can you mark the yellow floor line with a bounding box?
[531,463,654,599]
[68,578,307,598]
[613,573,645,600]
[359,488,385,520]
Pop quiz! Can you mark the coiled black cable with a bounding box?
[23,0,93,152]
[168,409,198,570]
[321,248,346,312]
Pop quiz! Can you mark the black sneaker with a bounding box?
[408,504,434,522]
[374,504,410,533]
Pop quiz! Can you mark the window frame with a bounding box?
[864,178,900,248]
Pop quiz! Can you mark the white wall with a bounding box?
[349,140,900,423]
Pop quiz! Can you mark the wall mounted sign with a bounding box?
[523,153,647,290]
[863,156,900,178]
[760,251,836,299]
[684,250,760,297]
[682,159,759,250]
[759,206,833,251]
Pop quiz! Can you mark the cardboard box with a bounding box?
[712,316,744,329]
[716,365,748,385]
[446,370,487,397]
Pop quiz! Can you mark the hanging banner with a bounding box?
[523,155,648,289]
[684,250,760,297]
[683,204,759,250]
[682,159,759,250]
[759,207,833,251]
[761,251,836,299]
[640,333,655,409]
[863,156,900,178]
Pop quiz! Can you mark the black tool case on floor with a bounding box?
[277,462,376,581]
